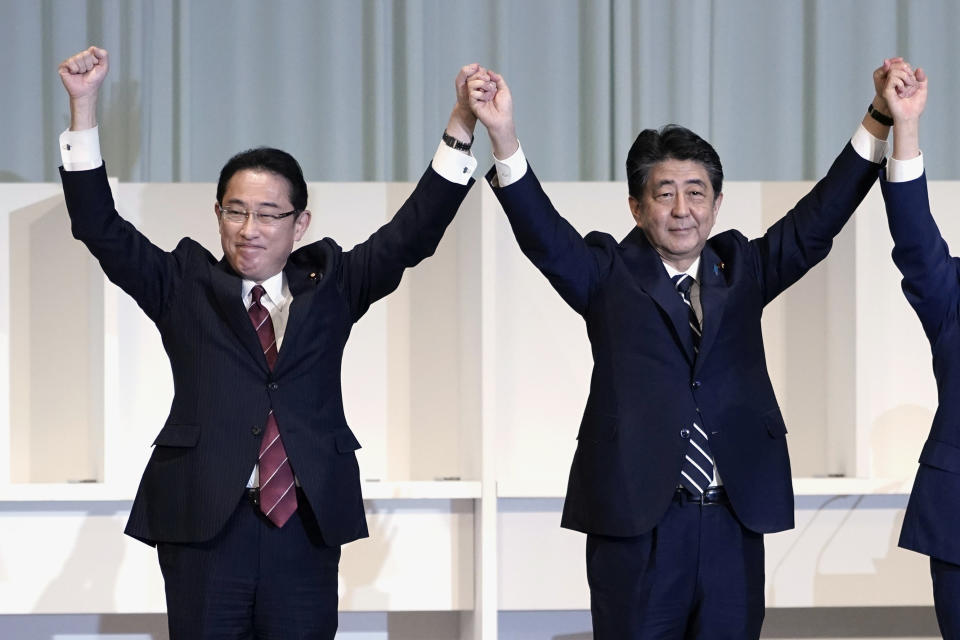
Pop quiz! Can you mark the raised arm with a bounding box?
[341,64,487,321]
[879,64,952,341]
[472,71,608,315]
[750,61,905,304]
[58,46,182,322]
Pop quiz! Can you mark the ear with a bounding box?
[213,202,222,227]
[628,195,643,227]
[712,192,723,216]
[293,209,312,241]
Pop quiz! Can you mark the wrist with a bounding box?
[490,126,519,160]
[69,95,98,131]
[891,118,920,161]
[869,96,892,120]
[445,105,477,144]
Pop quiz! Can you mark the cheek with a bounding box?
[219,228,233,251]
[270,231,297,255]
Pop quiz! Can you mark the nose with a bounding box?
[672,192,687,215]
[239,214,259,236]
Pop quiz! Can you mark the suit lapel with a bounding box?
[275,262,319,371]
[621,228,696,365]
[694,243,730,374]
[210,259,270,373]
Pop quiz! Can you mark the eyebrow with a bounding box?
[224,197,283,209]
[654,178,707,190]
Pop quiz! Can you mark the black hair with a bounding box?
[216,147,308,211]
[625,124,723,199]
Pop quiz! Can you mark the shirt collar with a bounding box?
[662,256,701,282]
[242,271,287,307]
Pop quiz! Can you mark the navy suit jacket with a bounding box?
[882,173,960,565]
[487,143,881,536]
[60,163,472,547]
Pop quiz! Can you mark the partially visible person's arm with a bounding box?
[879,64,951,344]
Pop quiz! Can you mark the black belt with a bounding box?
[675,486,728,506]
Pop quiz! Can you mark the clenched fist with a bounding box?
[58,46,109,130]
[58,46,109,99]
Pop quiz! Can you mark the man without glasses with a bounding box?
[468,59,912,638]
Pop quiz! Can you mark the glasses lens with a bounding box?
[219,207,294,225]
[222,208,247,223]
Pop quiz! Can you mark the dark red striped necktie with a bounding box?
[248,285,297,527]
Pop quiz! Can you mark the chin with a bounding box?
[231,261,257,280]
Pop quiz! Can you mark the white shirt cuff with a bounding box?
[850,124,887,164]
[60,126,103,171]
[493,141,528,187]
[431,141,477,185]
[887,151,924,183]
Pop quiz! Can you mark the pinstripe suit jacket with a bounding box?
[60,163,472,546]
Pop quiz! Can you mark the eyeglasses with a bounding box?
[217,203,299,227]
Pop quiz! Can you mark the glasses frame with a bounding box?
[216,203,300,226]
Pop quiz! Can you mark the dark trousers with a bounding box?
[586,490,765,640]
[932,557,960,639]
[157,489,340,640]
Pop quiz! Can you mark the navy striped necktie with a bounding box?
[671,274,714,494]
[672,274,701,352]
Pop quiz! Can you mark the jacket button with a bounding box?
[691,380,702,389]
[680,428,691,439]
[251,426,262,436]
[268,382,279,391]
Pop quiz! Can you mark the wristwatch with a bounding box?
[867,102,894,127]
[442,131,473,152]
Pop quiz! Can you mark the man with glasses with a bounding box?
[56,46,489,639]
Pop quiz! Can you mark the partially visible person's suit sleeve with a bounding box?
[881,172,960,565]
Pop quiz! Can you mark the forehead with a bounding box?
[222,169,293,206]
[646,159,713,193]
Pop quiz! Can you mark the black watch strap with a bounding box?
[442,131,473,152]
[867,102,894,127]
